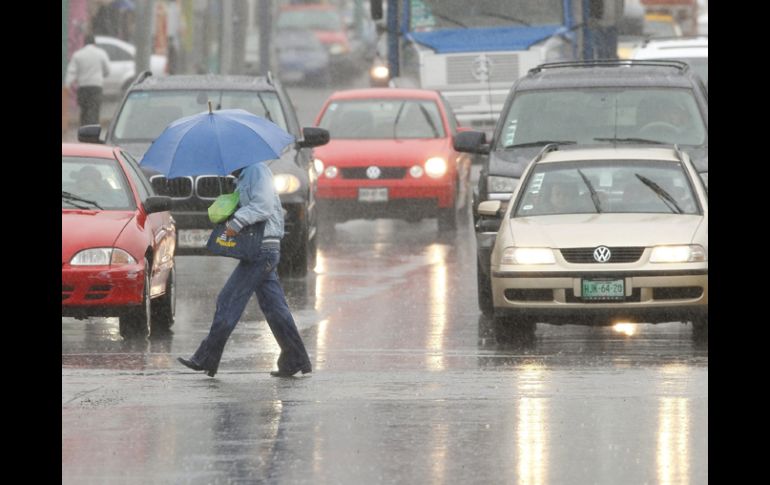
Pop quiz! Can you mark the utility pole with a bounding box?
[134,0,156,75]
[232,0,249,74]
[220,0,234,74]
[258,0,271,75]
[191,0,208,73]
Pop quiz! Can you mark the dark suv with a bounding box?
[79,73,329,276]
[453,60,708,315]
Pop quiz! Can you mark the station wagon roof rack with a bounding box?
[532,143,563,164]
[529,59,690,75]
[133,70,153,86]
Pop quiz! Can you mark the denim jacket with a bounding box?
[225,163,284,239]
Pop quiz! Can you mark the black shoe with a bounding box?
[270,366,311,378]
[178,357,206,371]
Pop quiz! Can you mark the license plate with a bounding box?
[358,187,388,203]
[581,279,625,300]
[178,229,211,248]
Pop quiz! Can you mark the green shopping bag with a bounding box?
[208,190,240,223]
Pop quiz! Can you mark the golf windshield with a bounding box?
[513,160,702,217]
[318,99,446,139]
[113,90,288,142]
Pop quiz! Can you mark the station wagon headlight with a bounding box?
[70,248,137,266]
[273,174,301,194]
[650,245,706,263]
[501,247,555,265]
[487,176,518,194]
[424,157,447,178]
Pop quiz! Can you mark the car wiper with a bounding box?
[256,93,273,122]
[577,169,602,213]
[62,191,102,210]
[432,12,468,28]
[417,104,439,137]
[476,11,531,26]
[504,140,576,149]
[634,174,683,214]
[594,137,665,144]
[392,101,406,140]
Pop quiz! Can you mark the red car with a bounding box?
[62,143,176,338]
[313,88,472,231]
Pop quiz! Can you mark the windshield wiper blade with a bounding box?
[594,137,665,144]
[477,11,531,26]
[392,101,406,140]
[417,104,439,137]
[432,12,468,28]
[577,169,602,213]
[62,191,102,210]
[634,174,683,214]
[505,140,575,149]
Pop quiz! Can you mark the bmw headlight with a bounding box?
[501,247,555,265]
[70,248,137,266]
[314,158,324,176]
[273,174,301,194]
[650,245,706,263]
[424,157,447,178]
[487,176,518,194]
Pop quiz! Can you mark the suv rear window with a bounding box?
[497,87,706,148]
[112,90,288,142]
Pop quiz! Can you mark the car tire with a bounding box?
[281,222,309,278]
[119,258,151,339]
[151,265,176,333]
[692,315,708,340]
[477,259,493,317]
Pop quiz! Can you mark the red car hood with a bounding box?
[62,211,134,263]
[314,138,454,166]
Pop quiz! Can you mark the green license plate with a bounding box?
[581,279,625,300]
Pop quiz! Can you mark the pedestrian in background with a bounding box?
[65,34,110,127]
[178,162,313,378]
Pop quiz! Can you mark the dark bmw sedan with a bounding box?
[78,73,329,276]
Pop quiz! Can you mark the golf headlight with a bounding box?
[329,43,346,55]
[501,247,555,265]
[488,176,518,194]
[324,166,338,179]
[650,245,706,263]
[424,157,447,178]
[314,158,324,176]
[70,248,137,266]
[371,65,389,80]
[273,174,301,194]
[409,165,424,178]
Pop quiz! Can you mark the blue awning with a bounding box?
[406,26,566,54]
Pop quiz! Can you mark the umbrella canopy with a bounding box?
[140,108,295,179]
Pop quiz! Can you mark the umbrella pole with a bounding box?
[208,100,213,114]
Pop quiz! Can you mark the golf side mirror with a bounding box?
[454,130,490,154]
[78,125,103,144]
[477,200,502,217]
[143,196,172,214]
[298,127,330,148]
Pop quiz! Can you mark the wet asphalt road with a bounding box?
[62,216,707,484]
[63,76,707,484]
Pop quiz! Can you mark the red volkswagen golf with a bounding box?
[62,143,176,338]
[313,88,472,231]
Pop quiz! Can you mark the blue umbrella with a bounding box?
[140,107,295,179]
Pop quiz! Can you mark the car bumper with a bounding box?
[62,264,145,317]
[318,179,455,207]
[491,268,708,325]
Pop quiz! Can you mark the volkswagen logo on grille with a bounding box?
[366,166,382,179]
[593,246,612,263]
[472,54,493,82]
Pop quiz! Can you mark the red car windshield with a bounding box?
[319,99,446,139]
[62,156,135,210]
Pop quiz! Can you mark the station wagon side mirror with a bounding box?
[143,196,172,214]
[77,125,103,144]
[298,127,330,148]
[454,130,490,154]
[477,200,502,217]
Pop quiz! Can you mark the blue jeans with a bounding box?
[191,247,311,374]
